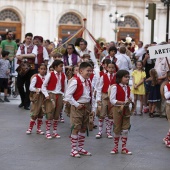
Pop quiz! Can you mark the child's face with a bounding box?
[73,67,79,75]
[121,74,130,85]
[136,62,143,70]
[102,63,107,70]
[53,56,62,61]
[38,66,47,76]
[109,50,116,57]
[54,64,63,72]
[107,63,115,74]
[79,66,92,79]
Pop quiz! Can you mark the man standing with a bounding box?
[33,36,49,72]
[16,33,37,110]
[0,31,18,73]
[79,40,98,69]
[116,46,132,71]
[134,41,145,61]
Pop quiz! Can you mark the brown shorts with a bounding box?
[46,93,63,120]
[166,103,170,123]
[99,93,113,119]
[111,106,131,135]
[71,103,91,130]
[30,93,44,119]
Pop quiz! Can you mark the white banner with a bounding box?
[148,44,170,59]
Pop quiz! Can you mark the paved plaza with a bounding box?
[0,97,170,170]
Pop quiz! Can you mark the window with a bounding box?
[118,16,139,28]
[59,13,81,25]
[0,9,20,21]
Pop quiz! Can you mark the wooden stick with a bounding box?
[165,57,170,70]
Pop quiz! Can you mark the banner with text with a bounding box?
[148,44,170,59]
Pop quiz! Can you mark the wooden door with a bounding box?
[0,22,21,40]
[117,28,140,43]
[58,25,82,44]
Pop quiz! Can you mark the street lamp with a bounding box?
[109,11,124,42]
[161,0,170,42]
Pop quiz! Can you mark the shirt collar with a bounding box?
[77,73,85,82]
[54,70,60,75]
[119,83,126,88]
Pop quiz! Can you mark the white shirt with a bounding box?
[79,48,98,69]
[41,70,67,97]
[68,54,81,66]
[96,72,115,101]
[164,84,170,103]
[116,53,132,71]
[109,83,128,106]
[134,47,145,61]
[16,44,37,60]
[29,74,45,92]
[101,56,117,63]
[154,57,170,78]
[35,46,49,64]
[64,73,95,111]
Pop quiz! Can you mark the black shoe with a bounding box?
[18,103,24,108]
[24,106,30,110]
[4,97,10,102]
[0,98,4,102]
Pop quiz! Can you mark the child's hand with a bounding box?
[77,104,84,110]
[46,96,50,100]
[134,84,138,89]
[97,101,101,105]
[6,69,10,75]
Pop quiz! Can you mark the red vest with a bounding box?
[166,83,170,91]
[116,84,130,102]
[35,75,43,88]
[47,71,65,92]
[100,71,104,77]
[102,73,116,93]
[37,46,44,65]
[17,44,35,64]
[90,73,94,82]
[73,75,92,101]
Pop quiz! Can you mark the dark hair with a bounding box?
[79,62,92,70]
[53,52,62,58]
[75,38,83,46]
[167,71,170,78]
[80,39,88,46]
[108,46,117,54]
[108,61,118,72]
[25,33,33,38]
[88,60,94,68]
[119,46,126,54]
[6,31,12,35]
[100,65,103,71]
[135,60,143,67]
[52,60,63,69]
[1,50,10,57]
[49,65,54,71]
[39,63,47,69]
[63,44,79,56]
[45,39,50,44]
[116,70,129,84]
[102,58,111,65]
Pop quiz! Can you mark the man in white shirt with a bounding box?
[78,40,99,70]
[16,32,37,110]
[116,46,132,71]
[134,41,145,61]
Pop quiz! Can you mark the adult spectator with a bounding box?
[0,31,18,73]
[101,46,117,63]
[63,44,80,68]
[16,32,37,110]
[33,36,49,72]
[78,39,98,69]
[116,46,132,71]
[134,41,145,61]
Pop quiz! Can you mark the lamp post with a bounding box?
[161,0,170,42]
[109,11,124,42]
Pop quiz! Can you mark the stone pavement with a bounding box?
[0,97,169,170]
